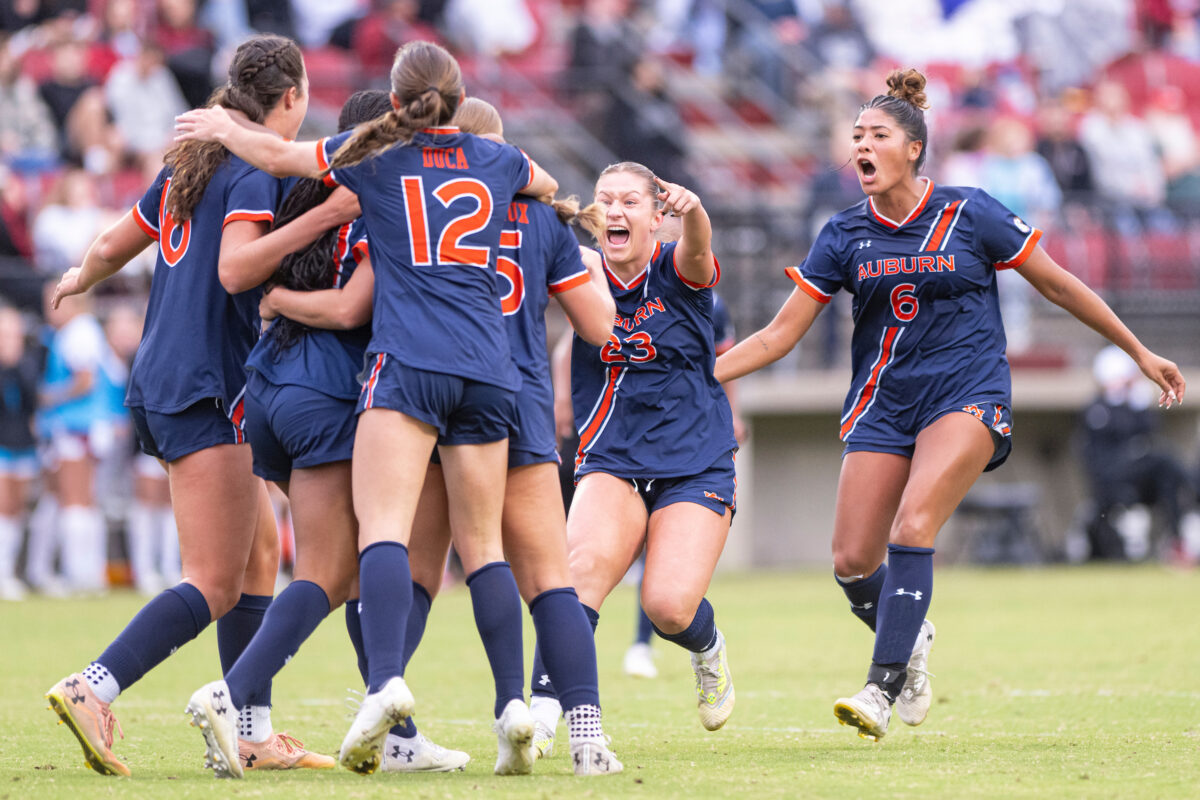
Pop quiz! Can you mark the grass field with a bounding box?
[2,565,1197,799]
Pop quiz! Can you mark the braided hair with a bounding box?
[326,41,462,175]
[266,90,393,352]
[163,35,305,222]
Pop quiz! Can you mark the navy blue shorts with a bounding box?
[244,372,357,482]
[610,449,737,517]
[130,397,245,463]
[430,445,557,469]
[843,399,1013,472]
[358,354,517,446]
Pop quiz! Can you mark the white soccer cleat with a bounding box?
[623,642,658,679]
[897,619,936,726]
[529,695,561,759]
[691,629,735,731]
[186,680,243,778]
[570,740,623,776]
[834,683,892,741]
[493,698,535,775]
[338,676,415,775]
[380,731,470,772]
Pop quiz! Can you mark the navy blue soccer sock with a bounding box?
[653,597,718,653]
[466,562,525,718]
[530,587,600,712]
[218,593,273,707]
[870,544,934,700]
[387,582,433,740]
[359,541,413,693]
[344,598,368,686]
[836,562,888,632]
[94,582,212,692]
[531,601,598,700]
[402,581,433,672]
[224,580,330,710]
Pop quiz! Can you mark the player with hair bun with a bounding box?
[45,34,329,777]
[716,68,1185,741]
[528,160,740,748]
[175,40,561,776]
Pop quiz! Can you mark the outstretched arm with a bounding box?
[175,106,323,178]
[714,287,823,383]
[1016,247,1185,407]
[656,177,715,287]
[52,211,154,308]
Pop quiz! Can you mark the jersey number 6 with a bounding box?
[890,283,919,322]
[402,176,494,267]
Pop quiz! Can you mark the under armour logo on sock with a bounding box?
[851,601,874,610]
[894,588,923,600]
[538,674,550,686]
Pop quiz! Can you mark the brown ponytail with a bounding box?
[328,41,462,173]
[163,35,304,222]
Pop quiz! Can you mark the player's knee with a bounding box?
[193,580,243,619]
[640,590,695,634]
[832,548,879,579]
[890,509,938,548]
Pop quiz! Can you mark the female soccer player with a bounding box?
[45,35,326,777]
[528,161,739,745]
[715,69,1185,741]
[174,41,560,775]
[384,97,622,776]
[180,90,391,778]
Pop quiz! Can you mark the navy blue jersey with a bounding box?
[786,180,1042,440]
[499,198,590,455]
[572,241,736,478]
[319,126,533,391]
[246,217,371,400]
[129,159,284,414]
[712,292,735,354]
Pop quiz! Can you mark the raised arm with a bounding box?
[260,256,374,331]
[218,187,361,294]
[655,177,715,287]
[551,327,575,442]
[714,287,824,383]
[1016,247,1185,407]
[555,247,616,347]
[521,156,558,201]
[52,211,154,308]
[175,106,323,178]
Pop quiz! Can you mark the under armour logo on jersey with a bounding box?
[894,588,923,600]
[858,240,872,249]
[538,674,551,687]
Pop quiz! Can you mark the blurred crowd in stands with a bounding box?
[1,0,1198,597]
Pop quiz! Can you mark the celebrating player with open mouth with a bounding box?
[715,68,1185,741]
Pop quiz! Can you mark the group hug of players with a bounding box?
[43,36,1185,780]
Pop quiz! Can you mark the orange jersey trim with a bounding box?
[352,240,369,264]
[840,326,900,440]
[868,178,934,229]
[548,270,590,295]
[223,211,274,227]
[785,266,832,304]
[575,365,623,472]
[132,205,159,241]
[994,228,1043,270]
[674,249,721,289]
[923,199,965,252]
